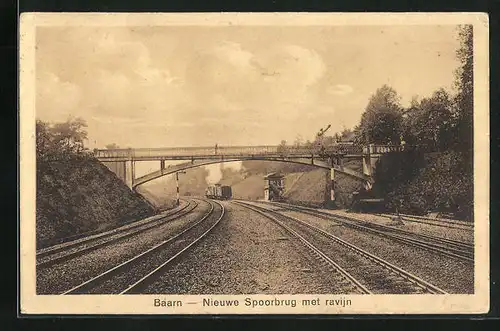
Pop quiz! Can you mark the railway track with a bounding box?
[377,212,473,231]
[37,199,199,268]
[235,201,447,295]
[255,201,473,263]
[62,199,225,295]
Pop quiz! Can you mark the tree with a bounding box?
[453,25,473,159]
[36,120,53,162]
[51,117,88,154]
[36,117,89,161]
[402,89,454,151]
[293,135,304,148]
[354,85,404,145]
[277,140,288,157]
[334,133,341,143]
[340,128,354,142]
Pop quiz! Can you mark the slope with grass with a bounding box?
[36,157,156,249]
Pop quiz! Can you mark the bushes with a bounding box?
[416,152,473,219]
[372,151,426,198]
[373,151,473,220]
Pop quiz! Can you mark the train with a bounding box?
[205,184,232,200]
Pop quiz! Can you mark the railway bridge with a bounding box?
[94,144,405,201]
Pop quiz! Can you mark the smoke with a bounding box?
[223,161,242,172]
[205,163,223,185]
[204,161,242,184]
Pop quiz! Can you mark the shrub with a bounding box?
[372,151,473,220]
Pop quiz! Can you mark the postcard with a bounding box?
[19,12,489,315]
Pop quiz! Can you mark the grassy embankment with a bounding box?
[36,158,156,249]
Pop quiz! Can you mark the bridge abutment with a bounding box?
[125,160,135,189]
[101,161,126,183]
[363,154,379,177]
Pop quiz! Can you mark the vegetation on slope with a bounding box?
[283,170,328,207]
[352,26,474,220]
[373,151,473,219]
[36,119,155,248]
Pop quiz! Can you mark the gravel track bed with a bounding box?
[258,201,473,244]
[37,201,198,265]
[141,201,360,295]
[279,216,429,294]
[271,206,473,255]
[86,201,223,294]
[310,206,473,244]
[381,212,472,227]
[275,208,474,294]
[36,200,211,294]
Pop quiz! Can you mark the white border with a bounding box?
[19,12,490,315]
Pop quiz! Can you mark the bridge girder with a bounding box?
[129,157,371,190]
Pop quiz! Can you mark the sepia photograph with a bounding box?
[19,13,489,314]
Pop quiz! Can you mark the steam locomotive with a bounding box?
[205,184,232,200]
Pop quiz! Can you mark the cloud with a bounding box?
[36,72,82,121]
[327,84,354,95]
[35,29,339,148]
[86,35,184,120]
[37,29,186,129]
[279,45,326,85]
[211,41,255,70]
[182,42,327,123]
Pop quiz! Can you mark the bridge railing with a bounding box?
[363,144,404,154]
[94,148,134,158]
[95,143,370,160]
[362,144,427,154]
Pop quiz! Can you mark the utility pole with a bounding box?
[175,171,186,206]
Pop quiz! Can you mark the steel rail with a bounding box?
[233,201,371,294]
[121,200,225,294]
[377,212,473,230]
[62,199,223,295]
[37,199,193,258]
[236,201,448,295]
[260,201,473,262]
[37,200,199,268]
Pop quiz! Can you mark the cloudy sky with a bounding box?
[36,25,461,149]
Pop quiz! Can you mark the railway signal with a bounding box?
[175,171,186,206]
[316,124,331,137]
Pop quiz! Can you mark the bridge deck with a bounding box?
[94,145,365,161]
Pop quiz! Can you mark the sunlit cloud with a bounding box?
[35,26,460,149]
[327,84,354,95]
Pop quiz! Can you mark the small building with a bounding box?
[264,172,285,201]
